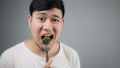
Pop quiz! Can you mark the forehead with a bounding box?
[33,8,62,18]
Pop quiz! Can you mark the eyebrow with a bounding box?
[37,12,61,19]
[52,14,61,19]
[37,12,46,16]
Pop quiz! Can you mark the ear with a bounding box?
[61,18,64,27]
[28,15,32,28]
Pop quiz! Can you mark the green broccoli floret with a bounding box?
[42,37,51,45]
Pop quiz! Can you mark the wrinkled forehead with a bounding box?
[32,8,63,19]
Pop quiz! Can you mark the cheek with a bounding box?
[31,22,42,36]
[33,21,42,30]
[54,25,62,36]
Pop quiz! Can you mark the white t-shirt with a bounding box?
[0,42,80,68]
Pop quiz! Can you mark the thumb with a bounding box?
[44,59,53,68]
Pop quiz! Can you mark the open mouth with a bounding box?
[41,34,54,41]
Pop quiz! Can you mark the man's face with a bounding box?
[28,8,64,48]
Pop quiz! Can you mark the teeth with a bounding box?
[41,34,53,40]
[41,34,54,45]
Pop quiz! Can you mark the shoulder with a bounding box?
[0,42,25,67]
[60,42,80,61]
[0,42,25,59]
[60,42,80,68]
[60,42,79,56]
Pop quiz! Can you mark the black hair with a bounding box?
[29,0,65,18]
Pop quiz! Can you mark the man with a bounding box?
[0,0,80,68]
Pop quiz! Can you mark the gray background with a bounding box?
[0,0,120,68]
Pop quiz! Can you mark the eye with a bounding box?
[40,18,45,22]
[38,17,46,22]
[52,19,59,23]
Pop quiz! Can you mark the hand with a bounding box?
[44,59,53,68]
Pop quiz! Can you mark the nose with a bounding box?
[43,19,52,30]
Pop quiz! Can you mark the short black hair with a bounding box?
[29,0,65,18]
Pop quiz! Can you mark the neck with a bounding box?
[25,39,60,58]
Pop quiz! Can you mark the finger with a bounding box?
[46,60,52,66]
[44,59,53,68]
